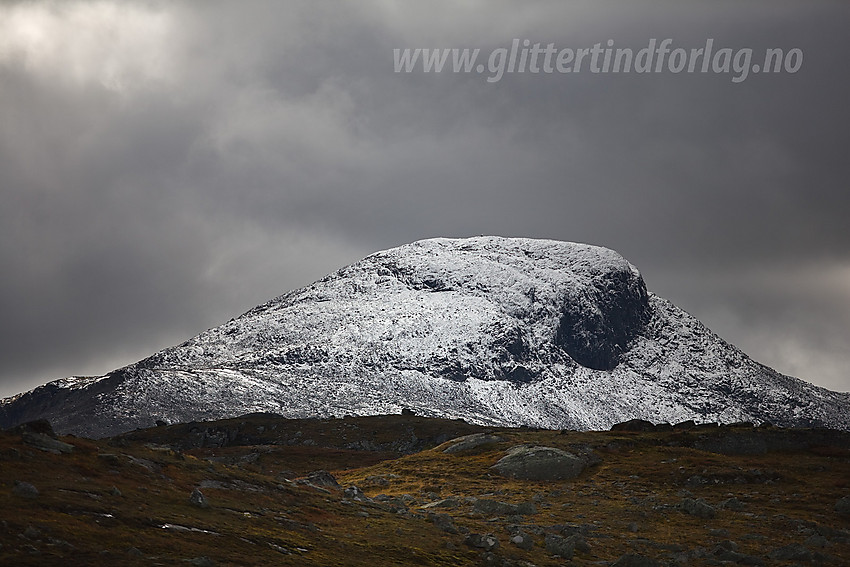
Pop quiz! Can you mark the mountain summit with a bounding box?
[2,237,848,437]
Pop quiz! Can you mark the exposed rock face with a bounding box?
[2,236,849,438]
[554,266,650,370]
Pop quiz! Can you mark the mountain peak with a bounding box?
[2,237,848,437]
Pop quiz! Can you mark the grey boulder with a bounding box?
[492,446,586,481]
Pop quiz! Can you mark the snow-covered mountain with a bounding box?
[2,236,848,438]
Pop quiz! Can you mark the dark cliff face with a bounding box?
[555,267,651,370]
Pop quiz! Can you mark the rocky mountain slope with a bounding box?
[2,236,848,437]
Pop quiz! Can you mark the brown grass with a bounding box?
[1,417,849,566]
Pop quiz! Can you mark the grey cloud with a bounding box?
[1,0,848,397]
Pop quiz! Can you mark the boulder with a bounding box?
[189,488,209,508]
[21,431,74,455]
[719,497,746,511]
[544,533,574,559]
[343,485,370,502]
[473,499,536,516]
[420,498,459,510]
[509,532,534,550]
[22,525,41,540]
[429,512,458,534]
[571,534,591,553]
[304,470,341,489]
[492,446,586,481]
[12,480,39,499]
[465,533,499,552]
[681,497,716,519]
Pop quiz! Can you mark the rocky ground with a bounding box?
[1,413,850,566]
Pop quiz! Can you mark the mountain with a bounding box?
[2,236,848,438]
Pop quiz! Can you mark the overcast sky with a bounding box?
[1,0,848,399]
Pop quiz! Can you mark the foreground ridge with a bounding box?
[1,414,849,565]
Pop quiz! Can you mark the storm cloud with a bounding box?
[1,0,848,398]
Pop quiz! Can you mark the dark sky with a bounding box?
[1,0,848,399]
